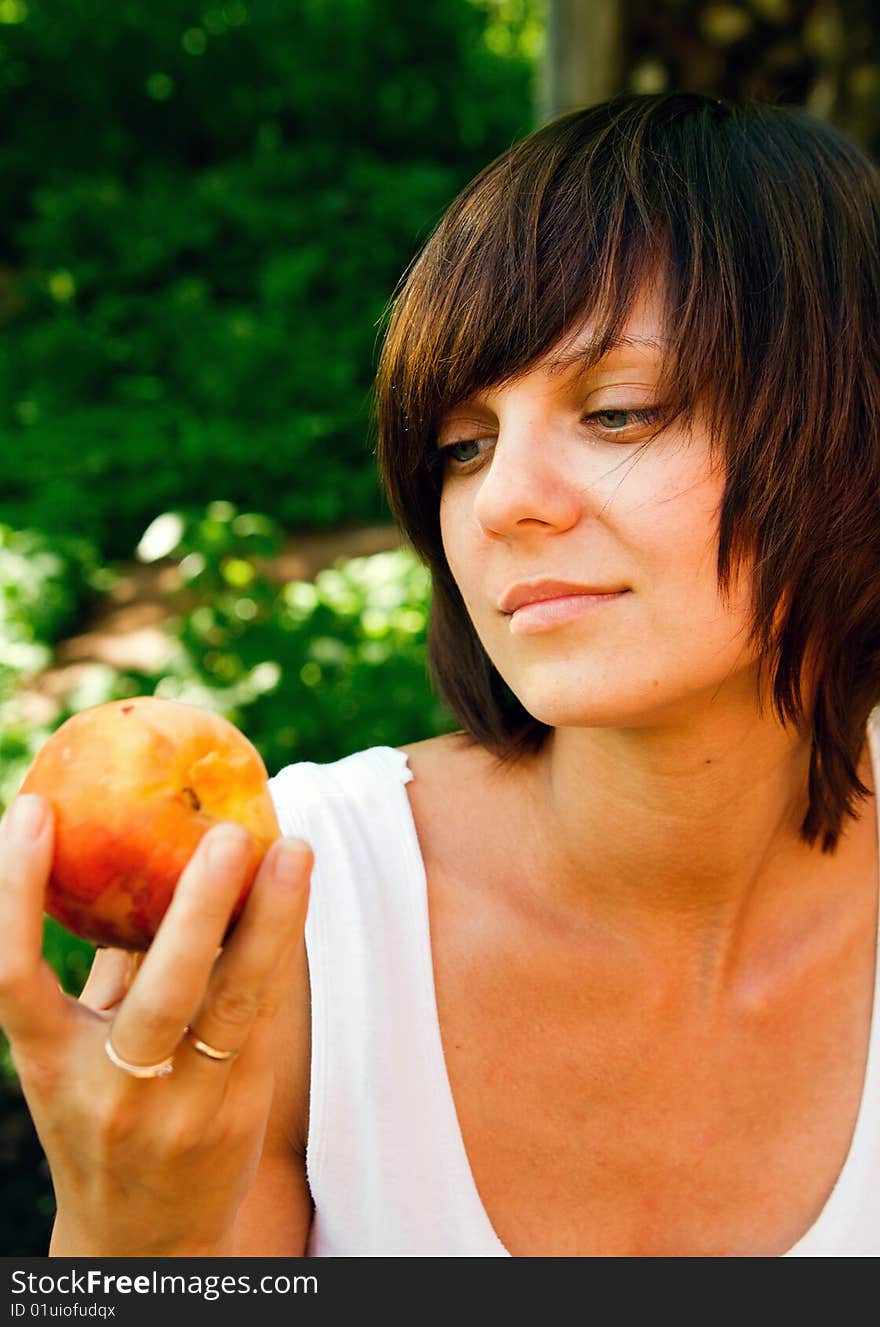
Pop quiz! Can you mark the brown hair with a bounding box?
[374,91,880,852]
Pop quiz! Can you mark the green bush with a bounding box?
[0,522,115,811]
[0,0,537,558]
[0,523,109,654]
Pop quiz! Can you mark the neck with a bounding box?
[519,690,877,988]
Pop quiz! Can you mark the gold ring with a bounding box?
[104,1036,175,1079]
[184,1026,240,1062]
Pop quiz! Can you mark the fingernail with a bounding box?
[5,794,47,841]
[206,825,250,871]
[272,839,309,884]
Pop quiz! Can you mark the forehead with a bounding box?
[544,279,668,376]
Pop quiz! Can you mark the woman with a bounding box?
[2,92,878,1257]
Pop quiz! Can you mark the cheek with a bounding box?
[625,458,724,592]
[439,490,472,587]
[629,475,757,672]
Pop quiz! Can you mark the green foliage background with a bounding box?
[0,0,538,558]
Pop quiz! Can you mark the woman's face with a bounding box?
[437,282,761,731]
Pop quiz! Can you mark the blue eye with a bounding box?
[436,436,493,469]
[446,440,480,462]
[587,408,661,433]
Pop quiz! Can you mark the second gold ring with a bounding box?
[184,1026,240,1062]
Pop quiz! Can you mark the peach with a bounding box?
[19,696,280,951]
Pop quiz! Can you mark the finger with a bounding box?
[78,949,143,1014]
[183,836,311,1067]
[0,795,70,1047]
[218,929,310,1125]
[107,823,258,1069]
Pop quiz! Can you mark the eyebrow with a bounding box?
[437,333,669,429]
[546,334,667,374]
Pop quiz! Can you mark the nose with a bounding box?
[470,423,584,539]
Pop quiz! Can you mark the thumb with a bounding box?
[0,795,71,1048]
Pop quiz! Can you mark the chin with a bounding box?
[510,683,660,730]
[503,663,709,732]
[525,700,665,731]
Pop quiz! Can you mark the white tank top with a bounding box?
[268,709,880,1257]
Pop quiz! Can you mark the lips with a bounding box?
[498,579,629,614]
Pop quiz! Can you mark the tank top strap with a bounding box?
[268,745,507,1256]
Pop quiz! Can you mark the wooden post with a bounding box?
[537,0,625,124]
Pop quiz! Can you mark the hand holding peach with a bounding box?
[0,758,312,1256]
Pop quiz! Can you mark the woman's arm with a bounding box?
[230,934,314,1256]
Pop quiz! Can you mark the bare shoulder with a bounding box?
[397,728,479,772]
[396,730,505,810]
[395,730,530,874]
